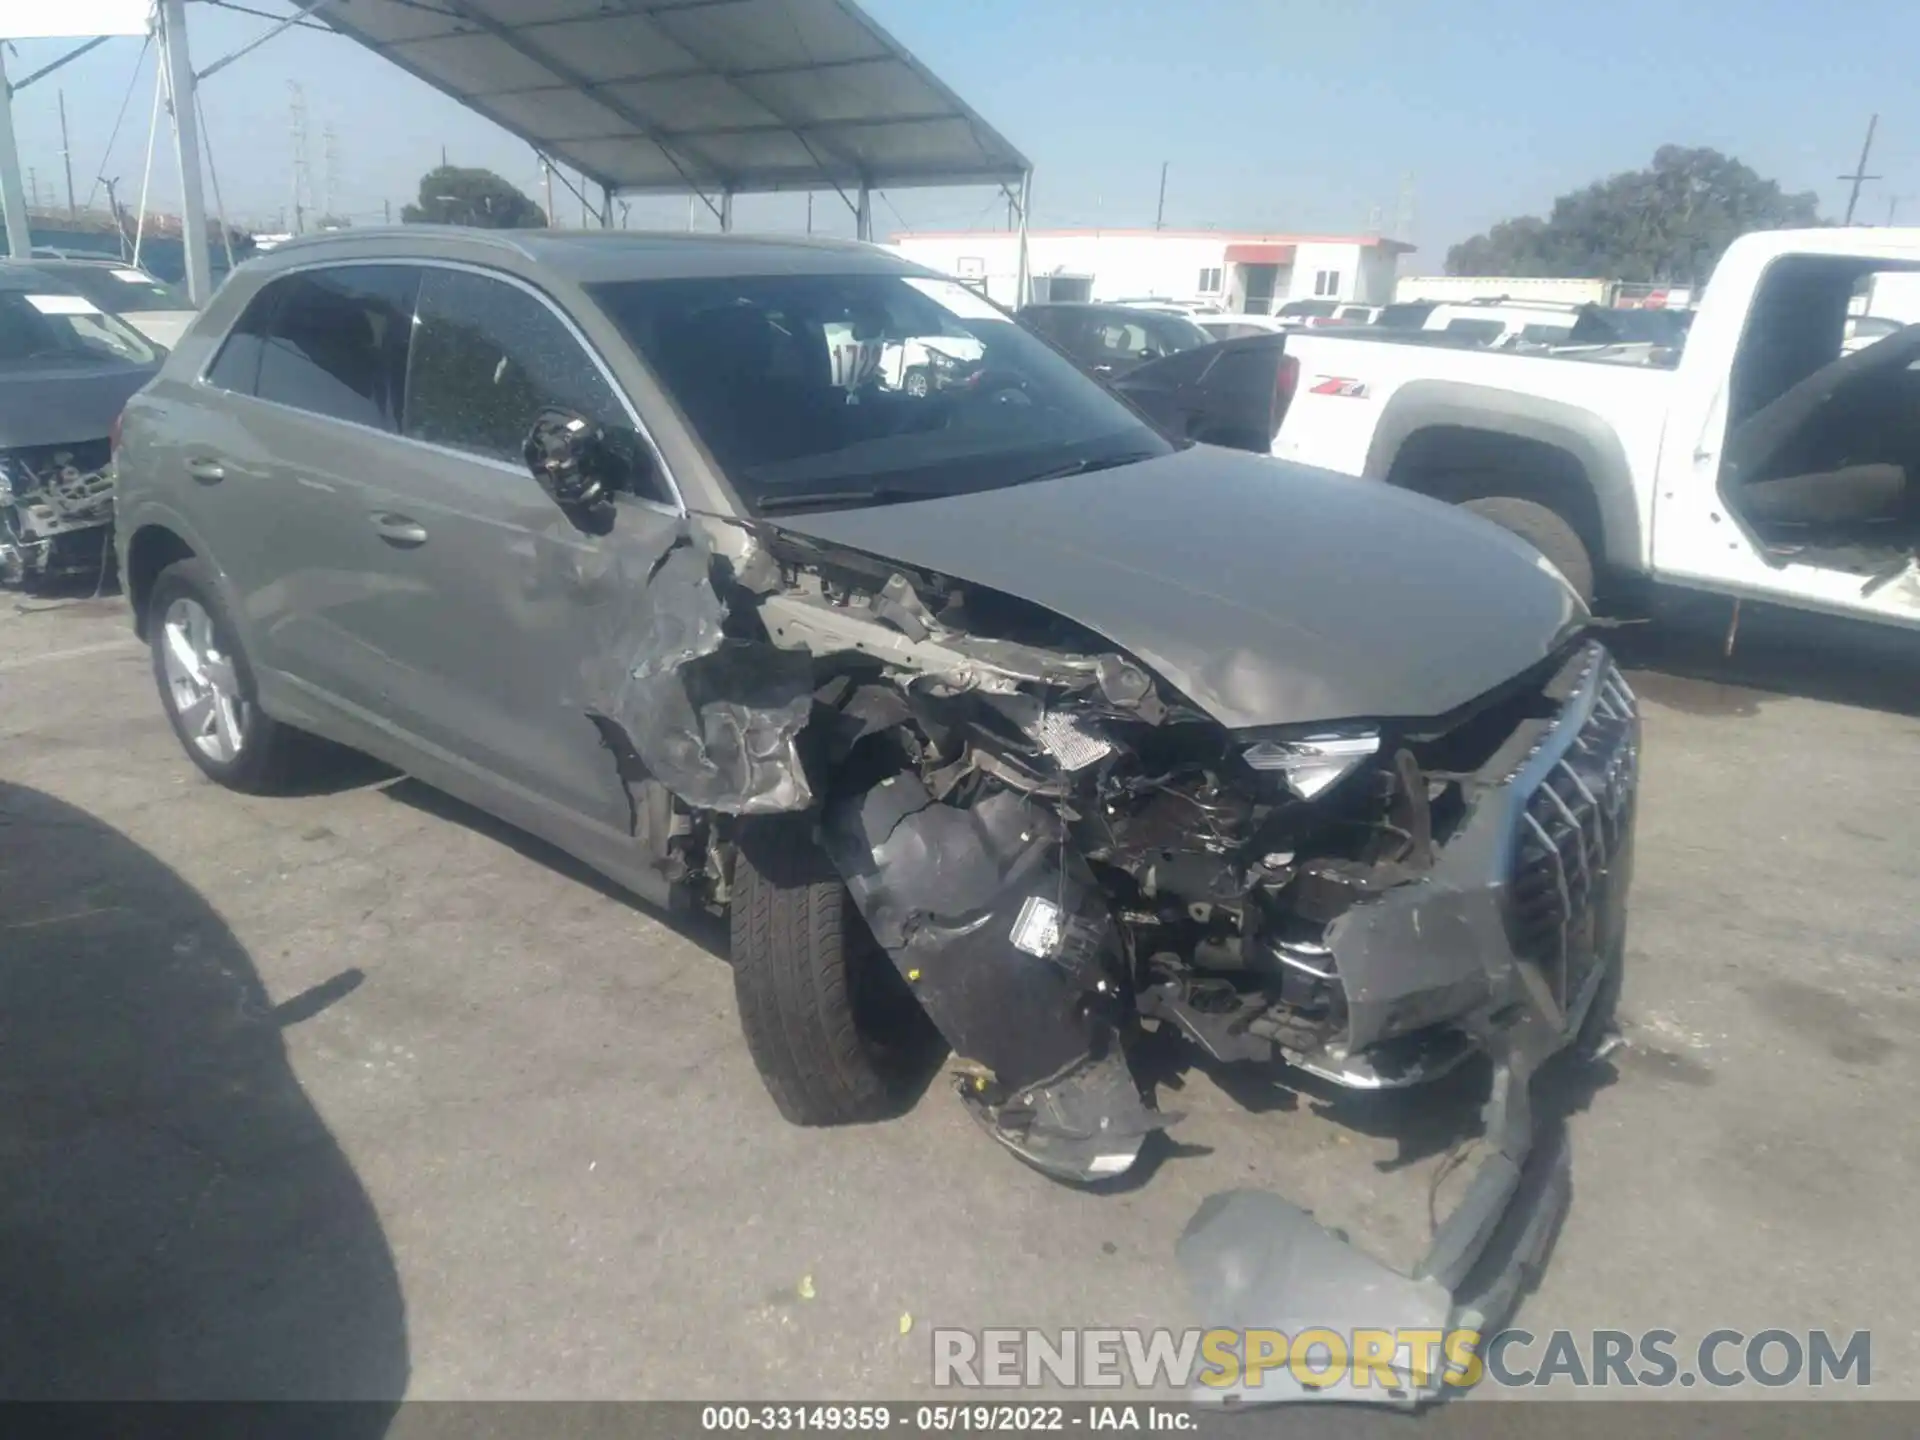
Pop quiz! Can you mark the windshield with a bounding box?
[1277,299,1337,319]
[591,272,1172,514]
[0,290,158,367]
[43,264,190,314]
[1138,310,1212,351]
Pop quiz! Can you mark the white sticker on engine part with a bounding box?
[111,268,152,283]
[903,276,1005,322]
[25,294,100,315]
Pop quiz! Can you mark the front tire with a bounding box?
[148,558,310,793]
[1459,495,1596,606]
[730,818,939,1125]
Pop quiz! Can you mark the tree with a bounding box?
[400,165,545,229]
[1446,146,1824,284]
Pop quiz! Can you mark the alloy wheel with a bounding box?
[160,596,248,764]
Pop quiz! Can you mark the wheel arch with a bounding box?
[124,522,199,640]
[1364,381,1644,570]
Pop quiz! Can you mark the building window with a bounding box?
[1314,269,1342,297]
[1197,266,1223,293]
[957,256,986,278]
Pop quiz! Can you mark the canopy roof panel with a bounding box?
[321,0,1031,195]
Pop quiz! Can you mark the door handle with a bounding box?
[370,512,428,548]
[185,456,225,484]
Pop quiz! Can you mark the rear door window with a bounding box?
[1443,317,1506,345]
[204,286,275,394]
[251,266,419,430]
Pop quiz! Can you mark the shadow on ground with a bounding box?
[1610,592,1920,718]
[0,782,408,1419]
[380,776,730,959]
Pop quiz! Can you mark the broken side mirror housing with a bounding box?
[523,408,666,532]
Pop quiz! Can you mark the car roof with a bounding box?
[0,261,87,294]
[247,226,935,284]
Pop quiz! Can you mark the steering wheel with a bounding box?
[963,367,1033,406]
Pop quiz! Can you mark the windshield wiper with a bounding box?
[1018,449,1162,485]
[755,486,930,514]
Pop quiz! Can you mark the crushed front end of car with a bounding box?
[0,440,115,587]
[581,510,1637,1402]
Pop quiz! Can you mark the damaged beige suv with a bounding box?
[117,228,1636,1400]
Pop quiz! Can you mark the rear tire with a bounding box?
[730,817,939,1126]
[1459,495,1596,606]
[148,558,312,794]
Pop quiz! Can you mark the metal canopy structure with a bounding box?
[317,0,1032,208]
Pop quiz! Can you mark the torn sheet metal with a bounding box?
[580,525,815,816]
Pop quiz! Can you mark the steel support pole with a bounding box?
[0,50,34,257]
[159,0,214,303]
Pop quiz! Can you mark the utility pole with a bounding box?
[1886,195,1907,227]
[383,198,391,224]
[1155,161,1168,230]
[58,90,76,218]
[805,190,813,233]
[1839,114,1880,225]
[25,168,36,210]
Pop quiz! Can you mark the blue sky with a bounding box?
[8,0,1918,265]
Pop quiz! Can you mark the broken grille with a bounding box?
[1506,657,1639,1014]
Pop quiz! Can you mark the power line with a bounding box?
[85,32,154,212]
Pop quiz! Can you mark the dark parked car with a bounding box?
[114,229,1635,1400]
[0,263,162,586]
[1017,300,1213,377]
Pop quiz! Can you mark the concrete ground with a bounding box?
[1,588,1916,1402]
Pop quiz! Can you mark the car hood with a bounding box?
[0,363,157,450]
[767,445,1587,729]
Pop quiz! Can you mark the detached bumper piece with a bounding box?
[1177,644,1638,1408]
[823,772,1166,1185]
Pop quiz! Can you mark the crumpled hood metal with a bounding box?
[0,362,158,450]
[767,445,1587,729]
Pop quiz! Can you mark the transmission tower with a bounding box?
[288,82,311,234]
[324,122,338,219]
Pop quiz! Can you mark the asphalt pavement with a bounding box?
[1,590,1916,1403]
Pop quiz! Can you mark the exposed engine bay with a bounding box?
[0,440,115,587]
[571,513,1638,1402]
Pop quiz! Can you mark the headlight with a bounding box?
[1242,730,1380,799]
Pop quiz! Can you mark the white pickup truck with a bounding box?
[1273,227,1920,632]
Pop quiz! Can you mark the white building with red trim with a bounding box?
[889,228,1414,314]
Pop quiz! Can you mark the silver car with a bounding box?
[115,228,1634,1393]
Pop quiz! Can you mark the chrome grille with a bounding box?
[1507,657,1639,1013]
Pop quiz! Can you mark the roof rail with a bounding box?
[261,224,544,261]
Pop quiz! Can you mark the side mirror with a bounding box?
[523,408,620,530]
